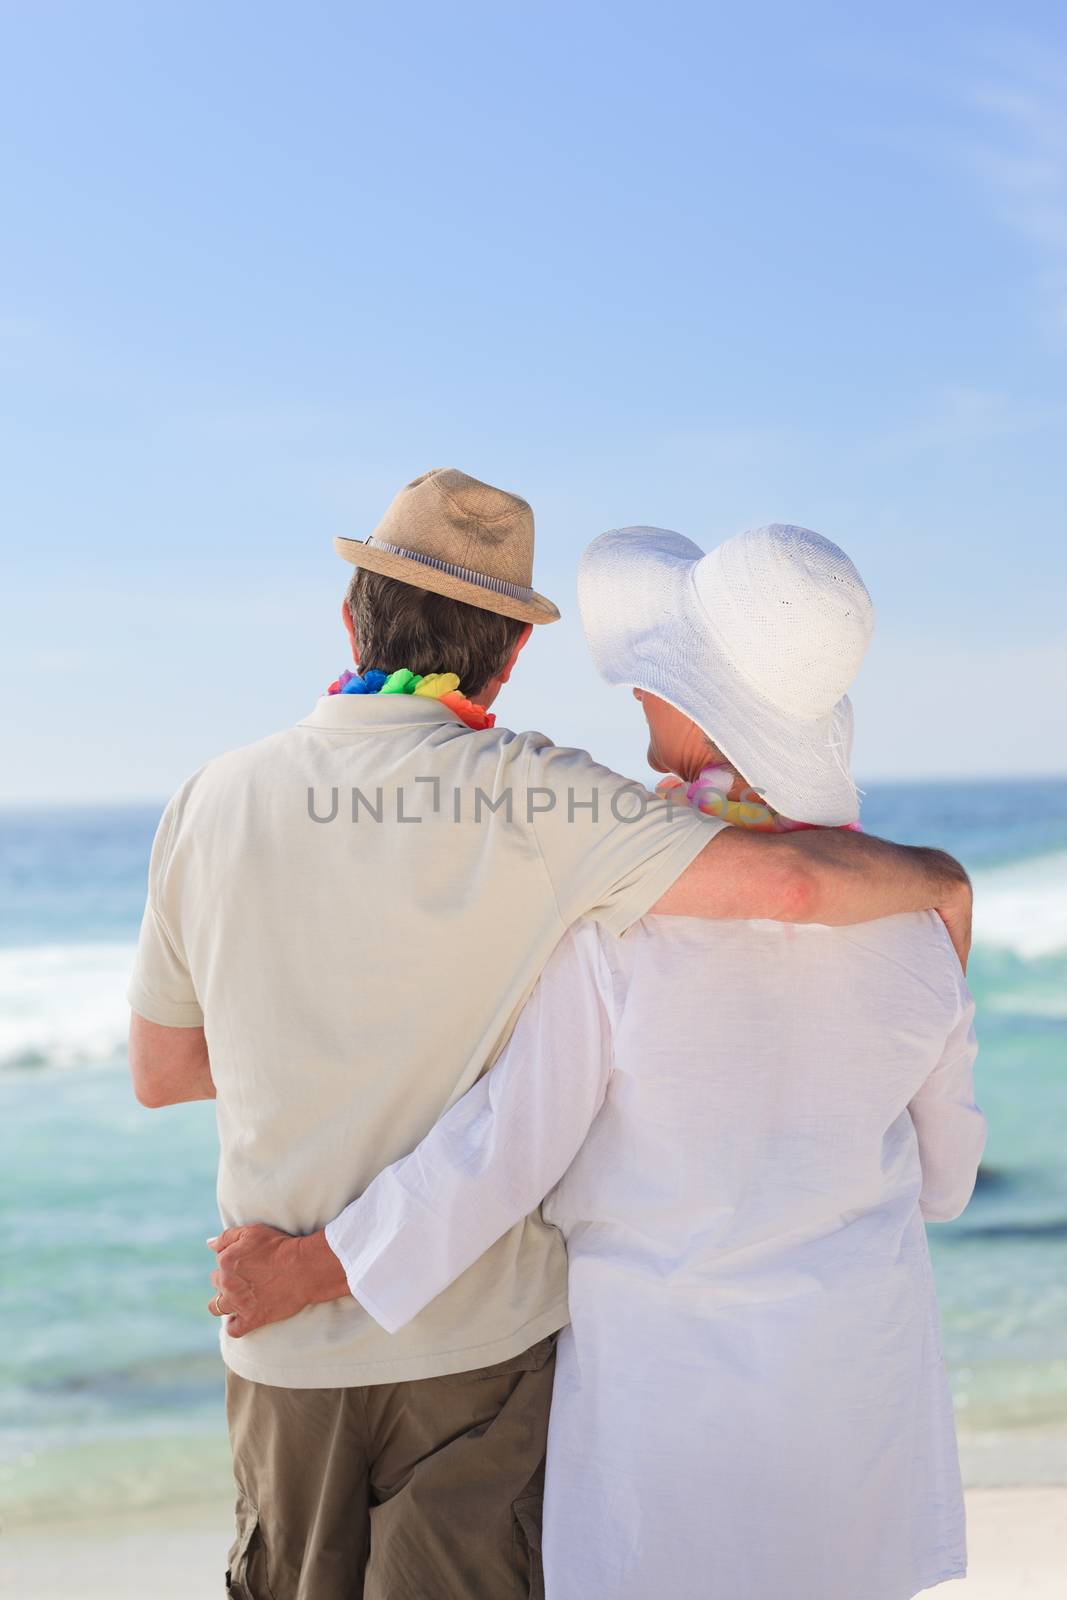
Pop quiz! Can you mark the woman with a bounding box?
[331,524,985,1600]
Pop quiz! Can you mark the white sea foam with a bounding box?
[0,943,136,1070]
[971,850,1067,961]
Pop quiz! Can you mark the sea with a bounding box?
[2,781,1066,1528]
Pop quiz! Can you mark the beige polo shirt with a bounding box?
[129,693,720,1387]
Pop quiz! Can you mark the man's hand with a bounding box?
[208,1224,350,1338]
[933,869,972,973]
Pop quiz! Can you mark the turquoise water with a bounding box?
[2,784,1066,1524]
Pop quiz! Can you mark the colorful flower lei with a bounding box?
[656,764,861,832]
[326,667,495,731]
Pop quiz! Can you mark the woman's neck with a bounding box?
[675,756,750,803]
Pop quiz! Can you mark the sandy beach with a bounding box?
[1,1488,1063,1598]
[957,1490,1066,1597]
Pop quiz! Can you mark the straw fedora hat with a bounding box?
[578,524,875,826]
[334,468,560,625]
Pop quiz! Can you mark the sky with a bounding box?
[1,0,1065,802]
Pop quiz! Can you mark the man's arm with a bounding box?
[128,1012,215,1107]
[653,827,973,969]
[208,924,614,1338]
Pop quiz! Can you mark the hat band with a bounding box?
[367,538,536,602]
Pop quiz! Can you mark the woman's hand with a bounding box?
[207,1224,349,1338]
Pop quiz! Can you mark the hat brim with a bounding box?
[334,536,560,625]
[578,527,860,826]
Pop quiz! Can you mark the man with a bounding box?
[129,470,970,1600]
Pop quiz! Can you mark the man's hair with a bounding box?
[346,569,525,695]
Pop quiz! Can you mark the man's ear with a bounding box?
[341,599,360,663]
[497,624,533,686]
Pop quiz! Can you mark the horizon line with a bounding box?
[2,769,1067,812]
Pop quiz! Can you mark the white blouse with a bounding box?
[328,911,985,1600]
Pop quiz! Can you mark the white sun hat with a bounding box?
[578,524,875,826]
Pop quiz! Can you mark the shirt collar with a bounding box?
[299,694,472,732]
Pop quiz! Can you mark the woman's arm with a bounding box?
[211,923,615,1337]
[909,994,986,1222]
[331,923,615,1331]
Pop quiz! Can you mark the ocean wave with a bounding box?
[0,943,135,1070]
[0,852,1063,1071]
[971,850,1067,960]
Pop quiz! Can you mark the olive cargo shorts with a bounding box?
[225,1334,556,1600]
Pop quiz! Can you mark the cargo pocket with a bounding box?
[226,1492,275,1600]
[513,1493,545,1600]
